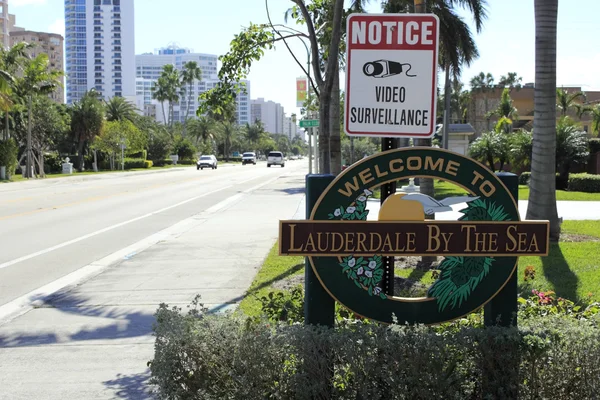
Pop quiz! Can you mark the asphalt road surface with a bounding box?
[0,161,305,308]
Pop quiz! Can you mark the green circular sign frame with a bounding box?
[309,147,520,324]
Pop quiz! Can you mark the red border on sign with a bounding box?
[344,13,439,138]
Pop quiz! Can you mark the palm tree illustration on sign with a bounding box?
[362,60,417,78]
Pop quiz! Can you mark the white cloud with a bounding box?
[48,18,64,37]
[11,0,47,7]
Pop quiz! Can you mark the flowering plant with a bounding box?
[328,188,387,299]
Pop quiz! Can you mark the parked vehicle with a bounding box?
[267,151,285,168]
[197,155,218,170]
[242,152,257,165]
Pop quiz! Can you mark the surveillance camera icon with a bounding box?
[362,60,416,79]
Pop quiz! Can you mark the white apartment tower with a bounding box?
[65,0,135,104]
[136,46,250,126]
[250,98,285,134]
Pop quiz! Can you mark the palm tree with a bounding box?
[244,120,265,150]
[498,72,523,89]
[180,61,202,135]
[556,88,586,117]
[151,78,169,126]
[218,121,239,162]
[160,64,181,128]
[590,105,600,136]
[104,96,137,122]
[0,42,34,141]
[526,0,560,241]
[486,88,518,130]
[188,116,214,145]
[70,90,105,172]
[17,54,63,177]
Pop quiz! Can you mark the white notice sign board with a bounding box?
[344,14,440,138]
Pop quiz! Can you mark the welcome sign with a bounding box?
[279,148,550,324]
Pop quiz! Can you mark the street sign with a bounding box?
[300,119,319,128]
[344,13,440,138]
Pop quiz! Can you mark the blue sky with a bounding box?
[10,0,600,116]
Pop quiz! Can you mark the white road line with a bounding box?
[0,173,287,325]
[0,184,234,271]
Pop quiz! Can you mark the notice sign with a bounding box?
[344,14,439,138]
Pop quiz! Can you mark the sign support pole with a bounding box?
[484,172,519,327]
[380,137,398,295]
[305,174,336,327]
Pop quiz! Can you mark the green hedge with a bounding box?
[590,138,600,154]
[568,173,600,193]
[0,139,18,178]
[217,156,242,163]
[518,172,531,185]
[123,158,152,169]
[519,172,566,189]
[149,299,600,400]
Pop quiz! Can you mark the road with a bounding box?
[0,161,304,309]
[0,160,308,398]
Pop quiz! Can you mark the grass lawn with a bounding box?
[518,220,600,301]
[0,164,195,183]
[238,244,304,317]
[240,221,600,317]
[372,180,600,201]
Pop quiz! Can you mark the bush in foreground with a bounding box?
[149,296,600,400]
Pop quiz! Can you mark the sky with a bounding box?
[9,0,600,118]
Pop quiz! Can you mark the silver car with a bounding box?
[197,155,218,170]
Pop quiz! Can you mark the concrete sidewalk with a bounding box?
[0,171,306,399]
[366,199,600,221]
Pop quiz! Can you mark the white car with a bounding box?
[242,152,257,165]
[267,151,285,168]
[197,155,218,170]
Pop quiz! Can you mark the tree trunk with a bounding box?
[329,68,341,175]
[77,138,85,172]
[4,112,8,140]
[183,83,192,136]
[161,102,167,126]
[527,0,560,241]
[442,64,451,149]
[93,149,98,172]
[25,95,33,178]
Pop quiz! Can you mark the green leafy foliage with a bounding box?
[198,24,273,119]
[150,298,600,400]
[568,173,600,193]
[0,138,18,178]
[590,138,600,154]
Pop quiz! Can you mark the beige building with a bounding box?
[469,85,600,136]
[10,30,64,103]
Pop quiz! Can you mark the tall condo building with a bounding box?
[10,31,65,103]
[135,45,251,126]
[65,0,135,104]
[250,98,285,134]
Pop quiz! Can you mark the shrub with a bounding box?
[123,157,146,169]
[518,171,531,185]
[144,160,153,168]
[149,298,600,400]
[148,132,172,165]
[172,136,197,162]
[0,138,18,178]
[43,153,63,174]
[568,173,600,193]
[217,156,242,163]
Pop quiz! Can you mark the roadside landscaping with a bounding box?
[372,180,600,201]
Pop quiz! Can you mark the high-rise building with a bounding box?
[10,30,65,103]
[135,46,250,126]
[0,1,11,48]
[250,98,285,134]
[283,116,298,140]
[65,0,135,104]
